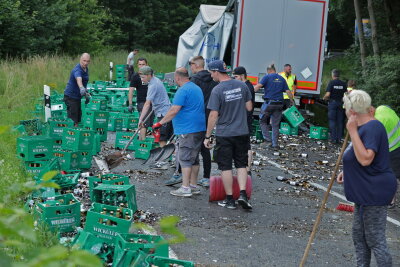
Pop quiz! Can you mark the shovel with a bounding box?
[143,134,176,165]
[105,110,154,169]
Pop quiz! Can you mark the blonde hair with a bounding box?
[343,90,371,114]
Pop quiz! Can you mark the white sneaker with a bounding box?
[152,161,168,170]
[170,186,192,197]
[190,186,201,195]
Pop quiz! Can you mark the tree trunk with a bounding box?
[354,0,367,70]
[383,0,400,46]
[367,0,379,67]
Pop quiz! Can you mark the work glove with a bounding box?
[128,105,134,113]
[79,86,87,96]
[152,122,162,130]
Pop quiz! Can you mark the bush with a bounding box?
[359,54,400,114]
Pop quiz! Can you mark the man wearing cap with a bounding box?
[254,64,294,148]
[233,66,255,175]
[138,66,173,148]
[204,60,253,210]
[189,55,218,187]
[155,67,206,197]
[279,64,297,110]
[64,53,91,127]
[128,57,155,140]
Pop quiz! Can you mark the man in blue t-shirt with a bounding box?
[63,53,90,126]
[254,64,294,148]
[156,67,206,197]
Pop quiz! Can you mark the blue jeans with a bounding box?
[328,100,345,143]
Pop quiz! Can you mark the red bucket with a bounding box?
[209,175,252,202]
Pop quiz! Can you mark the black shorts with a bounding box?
[64,95,82,124]
[137,102,155,128]
[157,116,173,142]
[214,135,249,171]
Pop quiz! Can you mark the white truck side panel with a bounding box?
[232,0,329,96]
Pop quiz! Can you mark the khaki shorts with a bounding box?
[178,132,205,168]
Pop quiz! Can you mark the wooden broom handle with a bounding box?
[299,132,350,267]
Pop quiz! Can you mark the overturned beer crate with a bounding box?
[72,230,114,263]
[84,203,134,242]
[92,184,137,212]
[283,106,304,128]
[33,193,80,233]
[17,135,54,161]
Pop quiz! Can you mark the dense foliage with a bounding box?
[0,0,227,57]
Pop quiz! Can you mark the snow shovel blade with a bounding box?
[143,147,163,165]
[154,143,175,162]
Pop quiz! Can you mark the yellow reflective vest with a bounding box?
[375,105,400,152]
[279,72,296,99]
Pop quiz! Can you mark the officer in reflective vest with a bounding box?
[279,64,297,110]
[372,105,400,208]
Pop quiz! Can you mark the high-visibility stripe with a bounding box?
[388,121,400,139]
[247,76,259,85]
[389,135,400,149]
[297,81,317,90]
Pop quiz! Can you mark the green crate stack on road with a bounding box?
[92,184,137,212]
[115,65,127,86]
[84,203,134,242]
[33,193,80,233]
[279,122,298,135]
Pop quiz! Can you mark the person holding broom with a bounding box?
[336,90,396,266]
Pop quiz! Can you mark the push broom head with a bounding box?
[336,202,354,212]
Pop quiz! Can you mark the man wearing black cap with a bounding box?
[233,66,255,175]
[204,60,253,210]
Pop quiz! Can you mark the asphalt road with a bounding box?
[102,132,400,267]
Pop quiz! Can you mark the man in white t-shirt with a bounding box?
[127,48,139,81]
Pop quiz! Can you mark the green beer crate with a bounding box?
[24,160,50,175]
[52,138,63,151]
[121,114,139,131]
[283,106,305,128]
[33,193,80,233]
[82,110,109,129]
[17,135,54,161]
[52,172,80,189]
[154,73,165,80]
[115,131,136,150]
[51,110,68,119]
[309,126,328,140]
[108,117,123,131]
[72,230,114,263]
[61,128,95,150]
[54,149,80,170]
[92,184,137,211]
[279,122,298,135]
[84,203,134,242]
[86,98,107,111]
[88,174,130,199]
[93,133,102,154]
[46,118,74,138]
[78,151,92,169]
[112,249,148,267]
[134,140,156,160]
[114,233,169,258]
[144,256,195,267]
[19,119,43,136]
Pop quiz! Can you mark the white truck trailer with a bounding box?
[177,0,329,107]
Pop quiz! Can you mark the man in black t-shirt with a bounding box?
[233,66,255,175]
[323,69,347,144]
[128,58,155,140]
